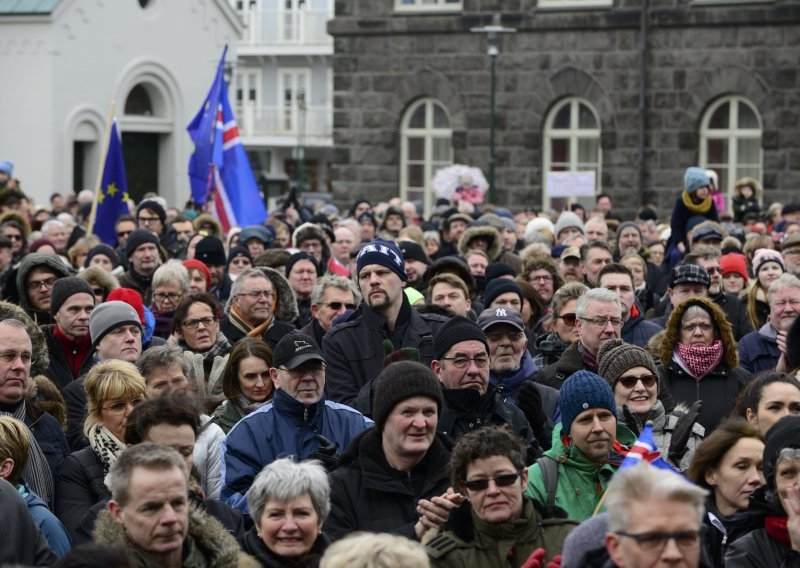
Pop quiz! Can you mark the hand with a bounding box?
[417,488,465,530]
[786,485,800,552]
[777,330,788,355]
[521,548,546,568]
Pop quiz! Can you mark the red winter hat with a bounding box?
[183,259,212,290]
[107,288,145,324]
[719,253,749,281]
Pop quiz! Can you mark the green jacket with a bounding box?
[426,498,576,568]
[525,423,636,522]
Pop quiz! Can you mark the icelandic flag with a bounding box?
[619,423,678,472]
[187,46,267,231]
[92,121,130,245]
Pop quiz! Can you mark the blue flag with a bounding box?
[93,121,130,245]
[187,47,267,230]
[619,423,678,472]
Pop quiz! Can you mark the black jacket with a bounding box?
[55,446,108,542]
[159,225,184,259]
[41,324,95,390]
[62,375,89,451]
[322,298,449,412]
[324,428,452,541]
[724,527,800,567]
[710,291,752,341]
[701,498,762,568]
[300,318,325,348]
[116,267,154,305]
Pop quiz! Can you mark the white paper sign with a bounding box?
[547,171,596,198]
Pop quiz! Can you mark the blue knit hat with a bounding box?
[559,370,617,435]
[684,167,711,195]
[356,237,407,282]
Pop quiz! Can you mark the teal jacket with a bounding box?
[525,423,636,522]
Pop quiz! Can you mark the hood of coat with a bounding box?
[660,295,738,370]
[26,374,67,429]
[457,225,502,261]
[15,253,70,312]
[225,265,299,324]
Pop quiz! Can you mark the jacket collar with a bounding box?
[273,387,322,423]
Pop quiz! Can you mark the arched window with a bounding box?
[543,97,602,211]
[124,84,154,116]
[400,98,453,217]
[700,96,762,207]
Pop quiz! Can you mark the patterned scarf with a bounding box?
[0,402,54,505]
[682,190,713,215]
[88,424,127,489]
[228,304,274,338]
[674,339,723,380]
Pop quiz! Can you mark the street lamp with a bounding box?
[471,14,515,203]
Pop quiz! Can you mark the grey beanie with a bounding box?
[89,300,142,347]
[554,211,585,240]
[597,338,658,388]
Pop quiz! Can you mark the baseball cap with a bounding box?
[476,306,526,333]
[560,246,581,262]
[272,331,326,370]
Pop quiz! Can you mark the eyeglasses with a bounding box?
[617,374,658,389]
[138,216,161,224]
[486,330,525,342]
[103,397,144,413]
[116,230,133,238]
[616,530,700,553]
[556,313,577,326]
[322,302,357,311]
[529,275,553,283]
[237,290,274,300]
[462,470,523,492]
[277,364,325,380]
[579,317,623,328]
[680,322,714,333]
[154,292,183,302]
[181,316,217,329]
[26,277,58,291]
[0,351,33,366]
[442,355,490,369]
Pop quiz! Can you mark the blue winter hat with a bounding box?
[0,161,12,177]
[684,167,711,195]
[356,237,407,282]
[559,370,617,436]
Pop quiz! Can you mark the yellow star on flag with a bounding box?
[107,183,119,197]
[97,191,105,204]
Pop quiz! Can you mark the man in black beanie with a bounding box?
[42,277,97,389]
[325,361,455,542]
[117,228,162,305]
[194,235,229,302]
[136,199,182,259]
[430,316,541,455]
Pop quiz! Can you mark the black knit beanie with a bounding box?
[285,252,321,277]
[50,277,95,316]
[125,229,160,258]
[763,415,800,490]
[372,361,443,431]
[483,278,522,307]
[84,244,121,269]
[228,245,253,266]
[597,338,658,387]
[137,199,167,224]
[433,316,488,360]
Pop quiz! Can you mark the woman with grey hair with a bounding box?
[241,457,331,567]
[150,260,189,339]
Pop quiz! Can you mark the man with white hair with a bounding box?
[41,219,69,254]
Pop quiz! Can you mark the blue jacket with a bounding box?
[738,323,781,375]
[19,483,71,557]
[221,388,373,512]
[621,307,662,348]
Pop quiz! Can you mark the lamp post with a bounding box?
[471,14,515,203]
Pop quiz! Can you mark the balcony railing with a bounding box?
[235,103,333,140]
[241,9,333,47]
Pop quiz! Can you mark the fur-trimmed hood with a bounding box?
[734,177,763,200]
[93,505,259,568]
[193,213,223,240]
[225,266,299,324]
[0,210,32,239]
[457,224,502,261]
[78,265,121,296]
[27,374,67,429]
[659,296,738,370]
[292,222,331,260]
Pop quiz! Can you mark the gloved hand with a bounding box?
[521,549,561,568]
[308,435,340,472]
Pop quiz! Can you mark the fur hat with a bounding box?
[752,249,785,277]
[597,338,658,388]
[372,361,442,431]
[50,277,95,316]
[433,316,488,360]
[559,370,617,436]
[684,167,711,194]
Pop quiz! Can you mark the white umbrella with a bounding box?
[431,164,488,205]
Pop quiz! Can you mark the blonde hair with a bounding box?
[320,532,430,568]
[84,360,146,436]
[0,416,29,486]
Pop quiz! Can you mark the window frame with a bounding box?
[536,0,613,10]
[393,0,463,14]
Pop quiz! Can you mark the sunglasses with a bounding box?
[556,312,577,326]
[617,374,658,389]
[461,470,523,492]
[323,301,357,310]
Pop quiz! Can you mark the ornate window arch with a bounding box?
[543,97,602,211]
[700,96,763,207]
[399,98,453,217]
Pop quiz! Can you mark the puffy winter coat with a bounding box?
[426,498,576,568]
[19,483,71,557]
[738,323,781,375]
[55,446,109,542]
[221,388,373,512]
[195,416,224,499]
[324,428,451,541]
[621,306,662,348]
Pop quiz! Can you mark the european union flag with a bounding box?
[92,121,130,245]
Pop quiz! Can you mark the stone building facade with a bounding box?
[328,0,800,218]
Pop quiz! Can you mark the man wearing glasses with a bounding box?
[15,251,69,325]
[534,288,623,390]
[221,331,372,512]
[136,199,182,259]
[220,267,295,347]
[300,274,360,347]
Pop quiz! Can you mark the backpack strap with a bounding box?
[536,455,559,509]
[668,400,703,465]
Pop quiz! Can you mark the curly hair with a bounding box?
[447,425,526,489]
[520,255,564,292]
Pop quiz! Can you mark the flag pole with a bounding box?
[86,101,117,237]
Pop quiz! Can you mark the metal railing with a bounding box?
[234,103,333,138]
[241,9,333,46]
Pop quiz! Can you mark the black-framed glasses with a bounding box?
[26,277,58,291]
[116,230,133,238]
[322,301,356,311]
[92,288,105,296]
[617,374,658,389]
[154,292,183,302]
[462,470,523,492]
[616,530,700,553]
[181,316,217,329]
[442,355,490,369]
[556,312,577,326]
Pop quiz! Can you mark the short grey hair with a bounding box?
[108,443,189,506]
[576,287,621,319]
[768,273,800,304]
[247,458,330,526]
[231,267,272,298]
[152,260,189,292]
[682,304,713,324]
[136,345,190,382]
[605,463,708,532]
[310,274,361,306]
[41,219,66,235]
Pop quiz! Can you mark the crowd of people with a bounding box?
[0,159,799,567]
